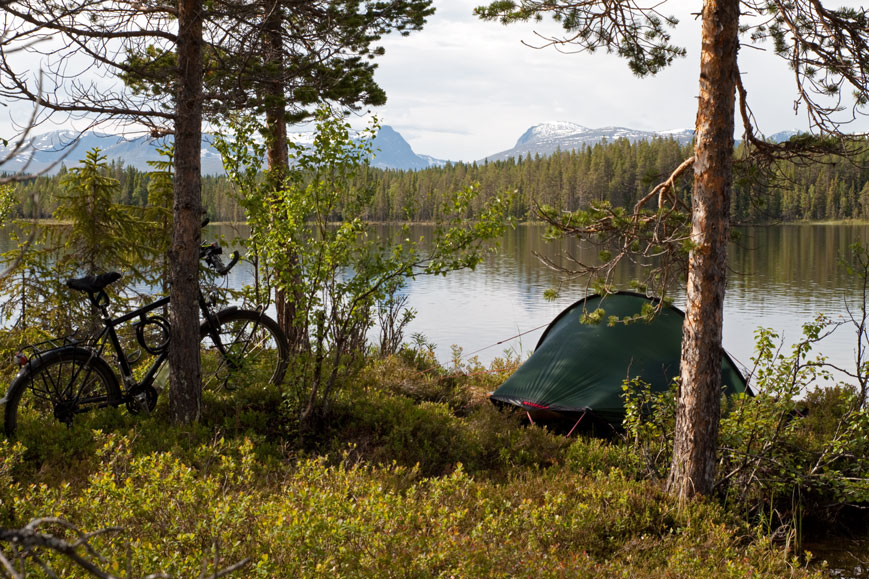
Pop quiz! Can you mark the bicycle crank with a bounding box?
[126,386,158,415]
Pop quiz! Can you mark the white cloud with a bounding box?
[369,0,869,161]
[3,0,866,161]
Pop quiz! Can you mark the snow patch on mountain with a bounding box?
[485,122,695,162]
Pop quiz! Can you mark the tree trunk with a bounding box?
[667,0,739,500]
[168,0,203,424]
[263,0,288,181]
[262,0,304,350]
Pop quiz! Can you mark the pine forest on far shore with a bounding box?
[8,136,869,224]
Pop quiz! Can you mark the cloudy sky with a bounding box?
[367,0,869,162]
[2,0,865,163]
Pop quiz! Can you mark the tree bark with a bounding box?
[168,0,203,424]
[262,0,304,350]
[263,0,293,336]
[667,0,739,500]
[263,0,288,181]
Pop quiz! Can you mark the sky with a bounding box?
[2,0,866,163]
[366,0,869,162]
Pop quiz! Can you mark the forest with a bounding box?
[9,135,869,224]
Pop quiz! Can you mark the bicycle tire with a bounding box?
[3,347,121,438]
[199,308,288,392]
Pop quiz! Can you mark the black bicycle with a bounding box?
[2,239,289,438]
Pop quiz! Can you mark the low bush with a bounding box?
[309,383,570,477]
[622,322,869,541]
[1,429,819,578]
[0,343,838,577]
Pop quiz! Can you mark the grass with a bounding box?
[0,352,830,577]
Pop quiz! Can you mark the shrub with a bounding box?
[215,112,512,429]
[622,321,869,535]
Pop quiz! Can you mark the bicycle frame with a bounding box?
[12,234,243,399]
[85,281,246,403]
[89,295,172,398]
[1,232,290,437]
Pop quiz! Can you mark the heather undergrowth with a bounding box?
[0,353,824,578]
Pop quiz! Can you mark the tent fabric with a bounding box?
[490,292,749,425]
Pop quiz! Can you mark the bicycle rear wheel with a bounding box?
[200,308,288,392]
[3,347,121,438]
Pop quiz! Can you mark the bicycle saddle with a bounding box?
[67,271,122,293]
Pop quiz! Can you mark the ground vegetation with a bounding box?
[0,327,863,577]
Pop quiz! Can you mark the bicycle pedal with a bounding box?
[133,392,151,415]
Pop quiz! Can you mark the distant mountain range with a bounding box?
[482,122,696,162]
[0,122,804,175]
[480,123,804,162]
[0,126,449,175]
[0,130,227,176]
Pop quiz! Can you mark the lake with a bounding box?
[367,222,867,385]
[3,222,868,387]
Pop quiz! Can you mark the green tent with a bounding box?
[490,292,750,425]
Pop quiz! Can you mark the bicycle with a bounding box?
[2,238,289,438]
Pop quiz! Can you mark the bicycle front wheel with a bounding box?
[200,308,288,392]
[3,347,121,438]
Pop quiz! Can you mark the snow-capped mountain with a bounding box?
[1,122,804,176]
[483,122,695,162]
[0,131,226,175]
[0,125,447,175]
[768,130,799,143]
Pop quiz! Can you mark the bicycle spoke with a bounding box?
[30,359,66,406]
[226,320,259,364]
[200,310,287,392]
[5,348,120,437]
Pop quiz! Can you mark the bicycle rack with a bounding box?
[14,333,91,370]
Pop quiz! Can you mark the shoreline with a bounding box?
[5,218,869,228]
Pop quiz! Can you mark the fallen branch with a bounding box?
[0,518,249,579]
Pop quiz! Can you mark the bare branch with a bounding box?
[634,155,694,213]
[0,519,250,579]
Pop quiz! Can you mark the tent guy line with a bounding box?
[464,322,550,358]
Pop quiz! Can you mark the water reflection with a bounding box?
[372,223,869,381]
[722,224,869,377]
[2,222,867,383]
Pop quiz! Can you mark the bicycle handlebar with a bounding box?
[216,251,239,276]
[199,218,240,276]
[200,242,240,276]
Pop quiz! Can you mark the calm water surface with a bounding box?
[3,222,868,385]
[379,223,869,383]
